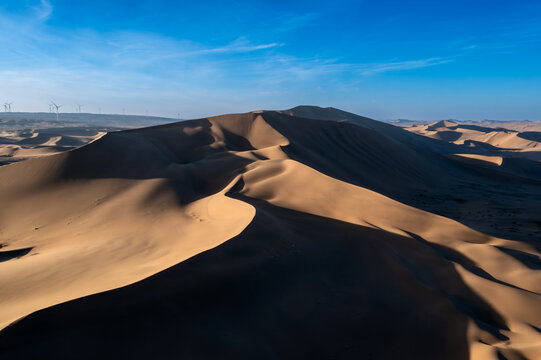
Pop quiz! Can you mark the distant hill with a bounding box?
[388,119,428,126]
[0,112,177,130]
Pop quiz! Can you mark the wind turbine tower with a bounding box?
[50,101,63,121]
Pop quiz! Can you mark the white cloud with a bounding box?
[194,38,282,55]
[275,12,317,32]
[33,0,53,21]
[0,4,453,118]
[359,58,453,76]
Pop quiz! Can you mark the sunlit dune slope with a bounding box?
[0,127,110,165]
[0,106,540,359]
[407,120,541,160]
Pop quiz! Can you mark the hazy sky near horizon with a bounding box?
[0,0,540,120]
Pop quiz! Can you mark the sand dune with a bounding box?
[470,121,541,133]
[0,127,110,165]
[406,120,541,163]
[0,107,540,359]
[447,153,504,166]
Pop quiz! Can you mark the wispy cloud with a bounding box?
[0,2,453,117]
[358,58,453,76]
[244,55,453,83]
[193,38,282,55]
[461,44,477,51]
[33,0,53,21]
[445,20,541,55]
[499,19,541,43]
[275,12,318,32]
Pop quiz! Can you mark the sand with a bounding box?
[406,120,541,162]
[0,106,540,359]
[0,127,109,165]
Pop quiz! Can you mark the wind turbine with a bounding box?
[7,102,13,112]
[50,100,63,121]
[77,104,83,113]
[3,103,8,112]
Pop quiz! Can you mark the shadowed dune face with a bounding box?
[0,202,474,360]
[0,106,540,359]
[519,132,541,142]
[0,246,33,263]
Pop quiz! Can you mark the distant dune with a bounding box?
[392,118,541,132]
[0,113,177,165]
[409,120,541,153]
[466,121,541,133]
[406,120,541,182]
[0,106,540,359]
[0,127,111,165]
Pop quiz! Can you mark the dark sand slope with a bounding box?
[0,107,540,359]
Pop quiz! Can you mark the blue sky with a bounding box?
[0,0,540,120]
